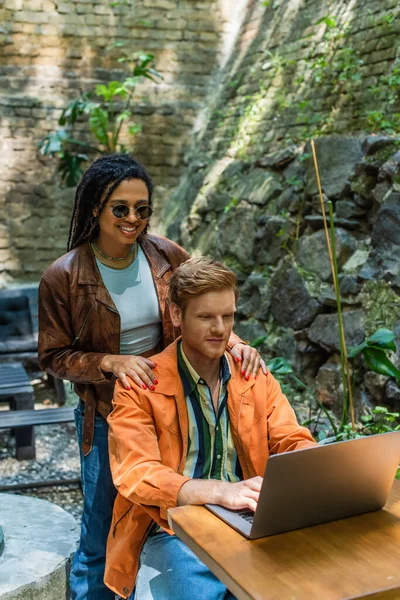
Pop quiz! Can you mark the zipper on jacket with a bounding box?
[72,306,93,347]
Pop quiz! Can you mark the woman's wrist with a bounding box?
[100,354,112,373]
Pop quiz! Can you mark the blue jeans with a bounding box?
[133,532,237,600]
[70,400,118,600]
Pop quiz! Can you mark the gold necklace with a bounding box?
[92,240,135,261]
[91,242,138,269]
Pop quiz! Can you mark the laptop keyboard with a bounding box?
[237,509,254,524]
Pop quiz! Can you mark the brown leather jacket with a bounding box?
[38,234,190,454]
[38,234,242,454]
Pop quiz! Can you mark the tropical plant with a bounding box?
[348,329,400,383]
[38,46,162,186]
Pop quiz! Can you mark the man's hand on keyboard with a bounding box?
[216,476,263,512]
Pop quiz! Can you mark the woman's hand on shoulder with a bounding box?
[101,354,157,391]
[228,343,267,380]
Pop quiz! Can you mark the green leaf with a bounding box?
[106,40,126,51]
[95,81,126,101]
[89,107,110,146]
[116,109,132,123]
[363,348,400,383]
[366,328,397,351]
[57,152,88,187]
[250,336,267,348]
[38,130,68,156]
[266,357,293,375]
[128,124,142,136]
[347,341,367,358]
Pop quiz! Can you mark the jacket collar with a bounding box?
[140,235,172,279]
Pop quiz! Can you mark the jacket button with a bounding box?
[123,587,130,595]
[85,438,90,443]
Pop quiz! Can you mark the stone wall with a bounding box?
[168,0,400,413]
[0,0,247,283]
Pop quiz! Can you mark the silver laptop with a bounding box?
[206,431,400,539]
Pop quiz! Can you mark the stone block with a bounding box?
[143,0,177,9]
[371,196,400,249]
[42,1,56,11]
[56,2,72,13]
[305,137,363,199]
[94,4,111,15]
[76,3,93,13]
[5,0,23,9]
[309,309,367,353]
[13,10,50,23]
[271,266,321,330]
[186,20,217,32]
[298,229,357,282]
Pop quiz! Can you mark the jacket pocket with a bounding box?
[112,504,133,538]
[72,306,93,347]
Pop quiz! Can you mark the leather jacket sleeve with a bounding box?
[38,276,108,384]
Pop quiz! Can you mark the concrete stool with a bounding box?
[0,494,79,600]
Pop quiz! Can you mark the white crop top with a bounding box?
[96,245,162,355]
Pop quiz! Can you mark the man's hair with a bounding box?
[67,154,153,251]
[169,257,238,312]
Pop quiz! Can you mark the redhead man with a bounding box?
[106,257,316,599]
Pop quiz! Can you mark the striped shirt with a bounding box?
[178,343,242,482]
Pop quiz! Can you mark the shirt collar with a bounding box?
[177,341,231,396]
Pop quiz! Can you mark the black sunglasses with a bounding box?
[105,204,154,220]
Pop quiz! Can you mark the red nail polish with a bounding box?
[245,375,249,381]
[142,384,147,390]
[126,386,131,390]
[241,370,245,376]
[150,385,155,391]
[235,357,241,362]
[154,379,158,385]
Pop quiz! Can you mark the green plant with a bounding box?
[223,197,239,214]
[366,111,400,134]
[39,46,162,186]
[250,336,267,348]
[348,328,400,383]
[361,406,400,435]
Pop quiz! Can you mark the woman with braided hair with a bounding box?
[38,154,266,600]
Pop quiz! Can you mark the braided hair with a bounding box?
[67,154,154,251]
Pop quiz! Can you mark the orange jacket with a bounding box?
[105,340,316,598]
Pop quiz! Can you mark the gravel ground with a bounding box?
[0,371,83,523]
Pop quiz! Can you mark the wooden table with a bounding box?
[168,480,400,600]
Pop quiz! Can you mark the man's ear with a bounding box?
[169,302,182,328]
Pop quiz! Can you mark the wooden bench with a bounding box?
[0,362,36,460]
[0,285,66,404]
[0,405,75,461]
[0,406,75,429]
